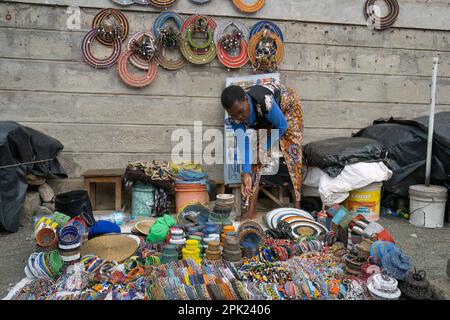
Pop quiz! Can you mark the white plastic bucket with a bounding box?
[409,184,447,228]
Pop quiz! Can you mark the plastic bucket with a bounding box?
[175,183,207,213]
[409,184,447,228]
[132,183,155,218]
[345,182,382,222]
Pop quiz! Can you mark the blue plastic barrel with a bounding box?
[132,183,155,219]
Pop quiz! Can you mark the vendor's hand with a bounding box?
[241,173,253,198]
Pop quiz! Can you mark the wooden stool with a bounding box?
[228,183,242,217]
[81,169,124,213]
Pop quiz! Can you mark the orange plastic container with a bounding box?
[175,183,208,213]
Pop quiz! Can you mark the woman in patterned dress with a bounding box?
[221,83,304,219]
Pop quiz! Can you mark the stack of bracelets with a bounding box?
[259,238,299,262]
[81,8,129,69]
[58,225,82,263]
[214,20,249,68]
[153,11,186,70]
[117,32,158,87]
[232,0,266,13]
[180,15,217,65]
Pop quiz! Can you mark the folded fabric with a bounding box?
[89,220,121,237]
[303,162,392,205]
[381,247,412,280]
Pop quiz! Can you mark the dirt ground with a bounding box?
[1,211,449,298]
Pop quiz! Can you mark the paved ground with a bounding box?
[1,212,449,298]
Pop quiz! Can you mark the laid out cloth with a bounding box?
[303,162,392,205]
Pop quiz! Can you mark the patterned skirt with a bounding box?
[277,86,304,203]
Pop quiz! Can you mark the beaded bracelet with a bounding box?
[231,0,265,13]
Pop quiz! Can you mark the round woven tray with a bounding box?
[80,234,138,263]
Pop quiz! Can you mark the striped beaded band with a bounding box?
[232,0,265,13]
[248,29,284,71]
[91,8,129,47]
[81,27,122,69]
[249,20,284,42]
[127,32,157,70]
[117,49,159,87]
[149,0,178,8]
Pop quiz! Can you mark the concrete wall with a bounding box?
[1,0,450,193]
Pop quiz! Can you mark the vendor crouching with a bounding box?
[221,83,304,220]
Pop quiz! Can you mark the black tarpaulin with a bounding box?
[0,121,67,232]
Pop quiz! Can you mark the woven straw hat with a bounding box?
[80,234,138,263]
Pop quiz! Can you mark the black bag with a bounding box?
[303,137,388,177]
[55,190,95,225]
